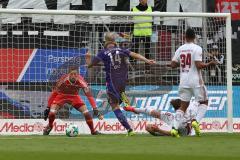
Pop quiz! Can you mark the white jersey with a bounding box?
[172,43,204,88]
[160,100,199,136]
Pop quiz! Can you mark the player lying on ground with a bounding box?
[168,28,218,137]
[124,99,203,136]
[43,68,103,135]
[88,32,156,136]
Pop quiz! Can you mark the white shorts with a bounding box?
[178,86,208,102]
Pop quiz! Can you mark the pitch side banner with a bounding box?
[0,118,240,135]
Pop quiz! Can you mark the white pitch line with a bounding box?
[0,137,33,140]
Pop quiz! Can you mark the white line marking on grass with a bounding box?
[0,138,33,140]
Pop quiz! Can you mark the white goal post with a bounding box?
[0,9,233,135]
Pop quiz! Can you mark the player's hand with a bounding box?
[209,60,219,66]
[146,59,156,65]
[98,114,104,120]
[93,109,104,120]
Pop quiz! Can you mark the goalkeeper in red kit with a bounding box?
[43,68,103,135]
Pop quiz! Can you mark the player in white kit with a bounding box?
[124,99,199,136]
[168,28,218,137]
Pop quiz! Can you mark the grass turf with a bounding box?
[0,133,239,160]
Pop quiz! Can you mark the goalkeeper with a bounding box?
[43,67,103,135]
[88,32,156,136]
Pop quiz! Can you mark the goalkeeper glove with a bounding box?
[93,109,104,120]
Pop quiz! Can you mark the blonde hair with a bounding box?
[105,32,116,42]
[104,32,118,48]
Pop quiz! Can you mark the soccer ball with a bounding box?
[65,124,79,137]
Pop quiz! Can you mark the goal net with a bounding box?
[0,9,233,134]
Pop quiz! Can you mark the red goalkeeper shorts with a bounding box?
[47,91,58,107]
[48,92,85,109]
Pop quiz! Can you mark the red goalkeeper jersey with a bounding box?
[54,74,88,95]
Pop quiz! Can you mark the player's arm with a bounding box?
[129,52,156,64]
[195,61,218,69]
[88,52,103,68]
[88,57,101,68]
[194,47,218,69]
[77,76,103,120]
[168,60,179,68]
[83,87,104,120]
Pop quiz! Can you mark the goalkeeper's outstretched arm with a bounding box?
[83,87,104,120]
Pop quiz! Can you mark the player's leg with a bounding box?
[195,85,208,122]
[108,92,134,136]
[43,103,61,135]
[124,106,174,126]
[171,88,191,137]
[75,104,100,135]
[72,96,100,135]
[121,92,131,107]
[112,104,135,136]
[44,91,58,121]
[146,124,171,136]
[191,86,208,136]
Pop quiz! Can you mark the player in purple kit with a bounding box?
[88,32,156,136]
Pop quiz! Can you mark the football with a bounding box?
[65,124,79,137]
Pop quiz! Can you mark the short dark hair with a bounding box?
[170,99,181,111]
[185,28,195,40]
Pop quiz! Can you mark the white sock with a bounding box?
[134,108,153,115]
[196,104,208,122]
[173,110,184,129]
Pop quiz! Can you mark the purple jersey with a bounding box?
[92,47,131,83]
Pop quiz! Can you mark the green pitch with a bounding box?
[0,133,239,160]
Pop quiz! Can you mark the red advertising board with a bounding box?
[0,49,33,82]
[215,0,240,20]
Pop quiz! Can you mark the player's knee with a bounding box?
[146,124,154,132]
[50,108,57,114]
[48,111,56,118]
[82,110,89,115]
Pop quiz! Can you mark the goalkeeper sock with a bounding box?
[173,109,184,129]
[83,112,95,134]
[196,104,208,122]
[48,112,55,128]
[113,109,131,130]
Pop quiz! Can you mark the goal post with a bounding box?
[0,9,233,134]
[226,15,233,133]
